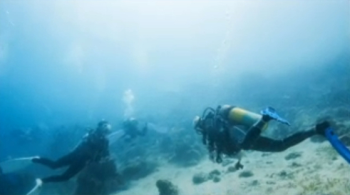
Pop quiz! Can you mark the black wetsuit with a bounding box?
[202,106,316,160]
[239,117,316,152]
[32,131,109,183]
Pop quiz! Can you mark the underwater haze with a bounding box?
[1,0,349,127]
[0,0,350,195]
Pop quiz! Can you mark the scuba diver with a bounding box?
[30,120,112,189]
[193,105,330,164]
[120,117,148,141]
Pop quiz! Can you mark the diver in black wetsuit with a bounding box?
[31,120,112,186]
[193,105,330,164]
[120,117,148,140]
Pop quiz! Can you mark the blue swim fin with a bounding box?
[260,107,290,126]
[325,128,350,164]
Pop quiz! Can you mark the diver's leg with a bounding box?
[240,116,270,149]
[246,129,316,152]
[32,152,77,169]
[41,161,86,183]
[240,107,289,149]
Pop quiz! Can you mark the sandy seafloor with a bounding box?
[115,140,350,195]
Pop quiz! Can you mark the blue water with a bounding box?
[0,1,349,194]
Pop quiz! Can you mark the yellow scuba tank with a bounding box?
[228,107,269,131]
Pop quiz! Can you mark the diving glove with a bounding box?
[260,107,290,126]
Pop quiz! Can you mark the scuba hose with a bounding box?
[201,107,216,119]
[200,106,226,132]
[195,107,217,135]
